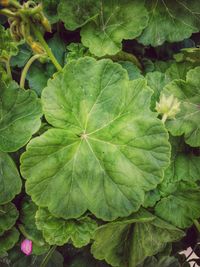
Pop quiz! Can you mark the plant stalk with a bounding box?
[20,54,41,88]
[39,245,57,267]
[30,23,62,71]
[161,113,168,123]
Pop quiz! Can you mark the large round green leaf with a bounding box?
[91,209,184,267]
[80,1,148,56]
[0,81,42,152]
[0,228,19,256]
[138,0,200,46]
[0,203,18,236]
[21,57,170,221]
[163,67,200,147]
[36,208,97,246]
[0,152,21,204]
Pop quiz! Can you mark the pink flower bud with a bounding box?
[21,239,32,255]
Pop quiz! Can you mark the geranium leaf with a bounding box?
[156,181,200,229]
[163,66,200,147]
[138,0,200,46]
[91,209,184,267]
[0,152,21,204]
[0,203,18,236]
[0,81,42,152]
[0,228,19,256]
[21,57,170,221]
[42,0,60,24]
[36,208,97,247]
[80,1,149,56]
[58,0,99,30]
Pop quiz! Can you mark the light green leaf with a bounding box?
[19,200,49,255]
[146,71,168,110]
[0,228,19,256]
[21,57,170,221]
[36,208,97,247]
[58,0,98,30]
[143,189,160,208]
[174,47,200,64]
[156,181,200,228]
[0,25,18,60]
[119,61,143,80]
[138,0,200,46]
[163,66,200,147]
[0,203,18,236]
[65,43,92,63]
[80,1,148,56]
[91,209,184,267]
[0,81,42,152]
[165,62,196,82]
[0,152,21,204]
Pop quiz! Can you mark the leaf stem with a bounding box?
[39,245,57,267]
[9,0,22,9]
[30,23,62,71]
[161,113,168,123]
[20,54,41,89]
[193,219,200,233]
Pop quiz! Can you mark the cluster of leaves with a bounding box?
[0,0,200,266]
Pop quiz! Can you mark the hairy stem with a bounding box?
[40,245,57,267]
[20,54,41,89]
[30,23,62,71]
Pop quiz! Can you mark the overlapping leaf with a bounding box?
[0,81,42,152]
[0,228,19,256]
[0,25,18,60]
[36,208,97,246]
[0,203,18,235]
[138,0,200,46]
[21,57,170,221]
[163,66,200,147]
[0,152,21,204]
[91,209,184,267]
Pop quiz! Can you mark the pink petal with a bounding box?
[21,239,33,255]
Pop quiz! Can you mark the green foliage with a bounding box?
[0,0,200,265]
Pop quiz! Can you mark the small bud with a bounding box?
[156,94,180,122]
[41,17,51,33]
[31,42,45,54]
[21,239,32,256]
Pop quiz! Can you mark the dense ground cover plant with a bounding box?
[0,0,200,266]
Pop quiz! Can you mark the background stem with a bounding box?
[40,245,57,267]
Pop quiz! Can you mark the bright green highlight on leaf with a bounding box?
[36,208,97,247]
[91,209,184,267]
[20,57,170,221]
[0,81,42,152]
